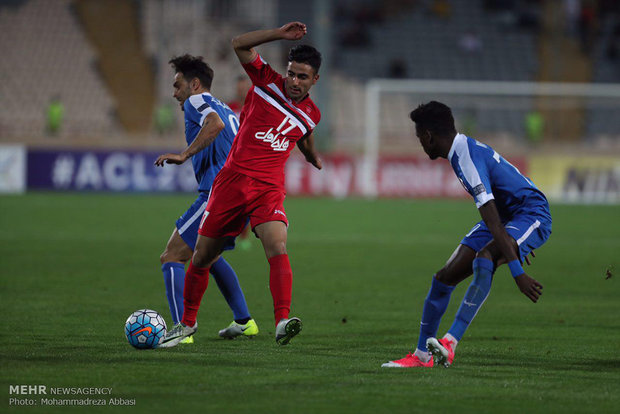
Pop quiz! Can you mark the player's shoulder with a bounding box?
[449,133,470,159]
[252,53,268,65]
[184,94,208,112]
[208,93,235,116]
[300,97,321,124]
[450,134,494,166]
[462,134,495,156]
[187,93,233,115]
[244,53,279,76]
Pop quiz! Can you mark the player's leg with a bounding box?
[161,193,210,329]
[248,183,301,345]
[446,217,536,347]
[254,220,301,345]
[162,232,256,338]
[416,244,476,357]
[429,216,551,365]
[160,235,227,348]
[446,245,499,337]
[425,223,497,366]
[254,220,291,322]
[165,192,256,337]
[183,234,229,325]
[383,244,475,368]
[211,258,250,322]
[429,251,496,367]
[160,228,193,325]
[382,244,475,368]
[429,236,514,365]
[211,255,259,339]
[432,218,547,365]
[161,169,260,348]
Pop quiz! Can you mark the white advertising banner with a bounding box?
[0,145,26,194]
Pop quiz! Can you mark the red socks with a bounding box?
[181,261,210,327]
[182,255,292,327]
[268,254,293,326]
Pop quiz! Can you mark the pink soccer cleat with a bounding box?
[426,337,455,367]
[381,353,434,368]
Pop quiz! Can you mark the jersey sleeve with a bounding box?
[184,94,217,127]
[241,53,281,87]
[455,143,494,208]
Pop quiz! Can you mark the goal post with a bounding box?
[362,79,620,197]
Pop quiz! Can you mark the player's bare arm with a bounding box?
[296,132,322,170]
[478,200,543,302]
[232,22,307,64]
[154,112,225,166]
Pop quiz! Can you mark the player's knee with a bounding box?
[434,268,456,285]
[191,249,209,267]
[160,247,188,265]
[476,249,493,261]
[160,249,178,265]
[159,251,168,265]
[265,240,287,258]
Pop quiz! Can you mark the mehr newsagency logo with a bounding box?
[9,385,135,407]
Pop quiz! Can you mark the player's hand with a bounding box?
[154,153,187,166]
[524,250,536,266]
[303,153,322,169]
[514,273,543,303]
[310,157,322,170]
[279,22,307,40]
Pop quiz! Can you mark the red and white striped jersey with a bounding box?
[224,54,321,189]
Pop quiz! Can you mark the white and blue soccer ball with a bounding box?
[124,309,167,349]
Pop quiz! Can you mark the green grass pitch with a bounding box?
[1,194,619,413]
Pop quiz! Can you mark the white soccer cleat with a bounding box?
[275,317,302,345]
[159,322,197,348]
[426,337,455,367]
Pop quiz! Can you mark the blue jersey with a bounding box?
[448,134,550,222]
[184,93,239,192]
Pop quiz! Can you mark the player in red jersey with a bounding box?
[161,22,322,347]
[227,75,253,250]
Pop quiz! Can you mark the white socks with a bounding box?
[414,348,432,363]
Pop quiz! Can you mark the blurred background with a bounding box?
[1,0,619,203]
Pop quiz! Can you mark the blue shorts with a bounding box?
[175,192,235,251]
[460,213,552,262]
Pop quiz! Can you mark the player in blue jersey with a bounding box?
[154,54,258,341]
[383,101,551,368]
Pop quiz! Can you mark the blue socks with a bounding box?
[448,257,494,341]
[210,257,250,321]
[417,277,455,351]
[162,262,186,324]
[162,257,250,325]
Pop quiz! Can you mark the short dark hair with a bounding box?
[409,101,456,136]
[169,54,214,89]
[288,45,322,73]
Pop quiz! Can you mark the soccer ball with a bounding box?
[124,309,167,349]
